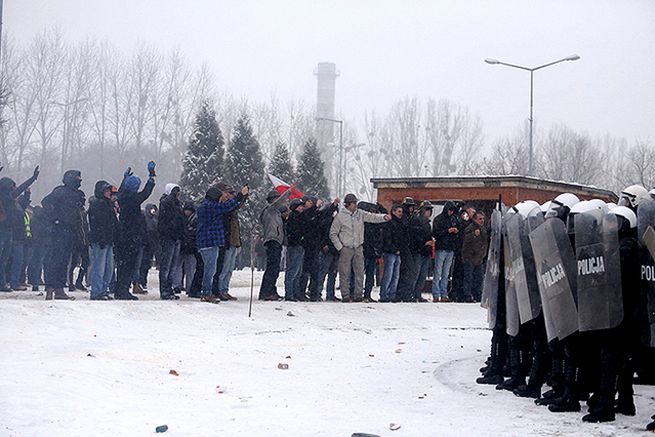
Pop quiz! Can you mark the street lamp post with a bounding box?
[316,117,343,195]
[484,54,580,175]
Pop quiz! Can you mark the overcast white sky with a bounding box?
[6,0,655,142]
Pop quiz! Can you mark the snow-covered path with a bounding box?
[1,272,653,436]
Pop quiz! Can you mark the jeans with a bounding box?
[413,254,432,300]
[284,245,305,299]
[380,253,401,301]
[218,246,241,294]
[318,250,339,300]
[199,246,220,297]
[0,230,13,287]
[298,247,320,299]
[364,257,378,298]
[462,262,484,302]
[432,250,454,297]
[131,246,143,284]
[259,241,282,299]
[159,239,181,298]
[28,240,47,288]
[9,240,25,288]
[89,244,114,298]
[182,253,197,292]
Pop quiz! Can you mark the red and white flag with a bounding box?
[268,174,304,199]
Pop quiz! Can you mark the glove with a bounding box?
[147,161,156,177]
[32,165,40,180]
[124,167,133,178]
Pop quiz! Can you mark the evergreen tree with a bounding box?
[296,138,330,199]
[224,114,266,264]
[268,141,295,183]
[179,100,224,200]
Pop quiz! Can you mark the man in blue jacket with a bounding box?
[196,182,249,303]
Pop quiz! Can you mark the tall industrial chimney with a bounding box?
[314,62,339,191]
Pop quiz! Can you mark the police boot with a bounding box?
[497,347,525,391]
[582,410,615,423]
[547,393,581,413]
[45,288,54,300]
[647,419,655,432]
[615,399,636,416]
[477,338,503,385]
[535,388,563,406]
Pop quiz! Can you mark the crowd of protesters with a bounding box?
[0,162,489,303]
[259,190,489,304]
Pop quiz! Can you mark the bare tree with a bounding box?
[625,140,655,189]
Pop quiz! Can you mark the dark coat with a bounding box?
[88,181,118,248]
[286,209,306,247]
[361,202,387,259]
[0,175,37,232]
[158,192,186,241]
[41,173,86,240]
[410,212,433,256]
[382,215,408,254]
[461,221,489,265]
[181,212,198,254]
[432,201,460,252]
[116,177,155,247]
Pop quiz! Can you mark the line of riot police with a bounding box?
[477,184,655,429]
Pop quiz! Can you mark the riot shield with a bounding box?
[574,211,624,331]
[481,209,502,329]
[638,199,655,347]
[503,228,521,337]
[505,213,542,324]
[529,219,578,342]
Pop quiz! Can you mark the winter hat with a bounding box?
[183,201,196,212]
[402,197,416,206]
[205,185,221,201]
[94,180,111,198]
[0,177,15,193]
[63,170,82,189]
[165,183,180,195]
[124,175,141,193]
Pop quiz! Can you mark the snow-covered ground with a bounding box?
[1,271,654,437]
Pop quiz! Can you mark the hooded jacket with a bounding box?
[117,174,155,246]
[158,185,186,241]
[88,180,118,247]
[410,209,434,256]
[432,201,460,252]
[0,174,38,231]
[41,170,86,237]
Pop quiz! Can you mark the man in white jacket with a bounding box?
[330,193,390,302]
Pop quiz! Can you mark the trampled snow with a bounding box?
[1,271,653,436]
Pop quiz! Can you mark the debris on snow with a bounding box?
[155,424,168,433]
[169,370,179,376]
[286,311,295,317]
[389,422,402,431]
[277,363,289,370]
